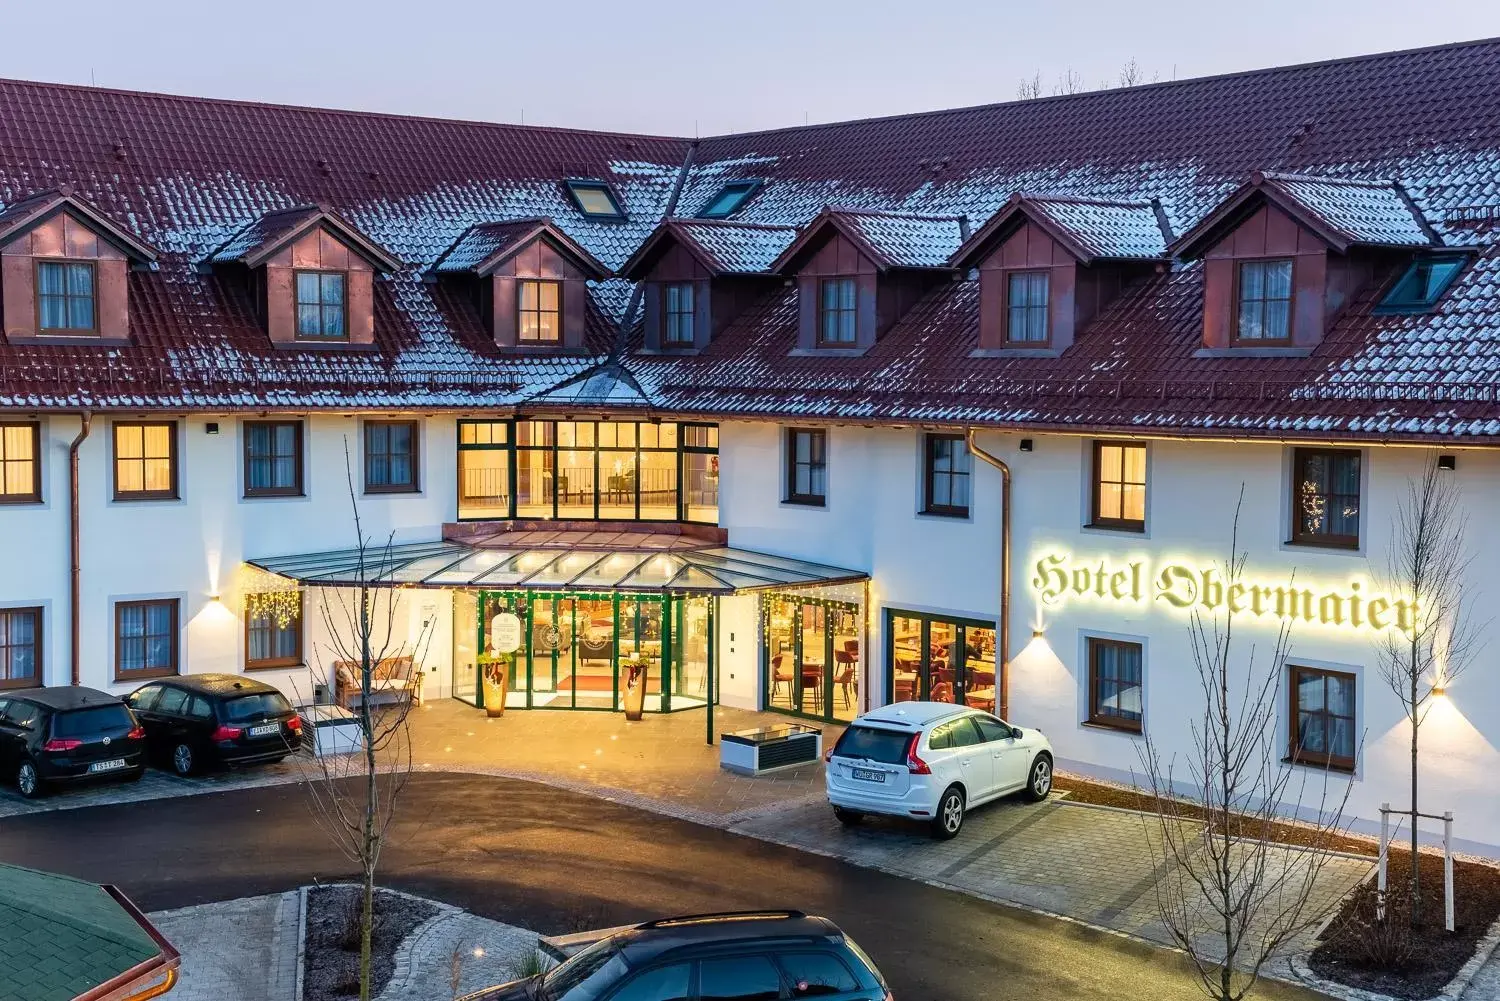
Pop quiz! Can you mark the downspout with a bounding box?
[965,428,1010,721]
[69,411,93,686]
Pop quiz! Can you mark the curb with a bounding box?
[1288,909,1500,1001]
[375,894,463,1001]
[294,886,308,1001]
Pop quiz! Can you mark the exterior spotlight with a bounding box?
[1032,627,1045,638]
[1438,455,1457,471]
[1019,439,1034,452]
[1431,685,1447,696]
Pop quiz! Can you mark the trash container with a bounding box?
[622,660,647,721]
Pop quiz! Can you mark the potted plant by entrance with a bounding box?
[621,654,650,721]
[478,652,511,718]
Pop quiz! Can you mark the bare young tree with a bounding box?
[1053,68,1085,96]
[1375,454,1480,923]
[300,441,437,1001]
[1119,57,1143,87]
[1139,493,1354,1001]
[1016,71,1043,100]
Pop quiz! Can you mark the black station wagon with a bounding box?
[127,673,302,775]
[462,911,891,1001]
[0,687,146,797]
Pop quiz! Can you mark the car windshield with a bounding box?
[540,939,628,1001]
[53,705,133,737]
[222,693,293,721]
[831,725,911,764]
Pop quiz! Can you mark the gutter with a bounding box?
[69,411,92,687]
[965,428,1010,721]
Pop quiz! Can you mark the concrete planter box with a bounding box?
[298,705,365,756]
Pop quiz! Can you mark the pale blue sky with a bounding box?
[7,0,1500,135]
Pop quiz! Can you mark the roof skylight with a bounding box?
[1376,255,1466,313]
[696,180,762,219]
[563,179,626,219]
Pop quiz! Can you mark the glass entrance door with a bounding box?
[571,597,616,709]
[886,610,999,713]
[766,596,861,723]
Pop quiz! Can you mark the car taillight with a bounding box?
[904,733,931,775]
[286,715,302,732]
[823,745,834,763]
[127,726,146,740]
[42,738,81,752]
[211,725,243,742]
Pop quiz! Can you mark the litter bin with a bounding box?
[622,660,648,721]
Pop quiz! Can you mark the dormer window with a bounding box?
[664,283,695,346]
[294,270,347,339]
[1005,271,1049,345]
[818,278,857,346]
[563,180,625,219]
[1234,259,1293,343]
[36,261,96,333]
[1377,255,1465,313]
[518,279,562,344]
[696,180,761,219]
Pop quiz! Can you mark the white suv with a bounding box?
[825,701,1053,839]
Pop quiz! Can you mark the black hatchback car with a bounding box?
[126,674,302,776]
[0,687,146,798]
[462,911,891,1001]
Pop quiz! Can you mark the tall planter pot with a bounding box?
[481,656,510,718]
[622,662,647,722]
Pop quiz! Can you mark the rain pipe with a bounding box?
[70,411,92,685]
[965,428,1010,720]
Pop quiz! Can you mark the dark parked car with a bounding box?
[462,911,891,1001]
[0,687,146,798]
[126,674,301,776]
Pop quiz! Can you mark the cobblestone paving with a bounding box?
[378,905,539,1001]
[0,758,304,819]
[149,892,299,1001]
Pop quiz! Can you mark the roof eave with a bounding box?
[240,209,404,273]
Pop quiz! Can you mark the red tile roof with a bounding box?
[620,218,800,279]
[953,194,1169,267]
[429,218,611,279]
[209,203,402,271]
[771,208,968,273]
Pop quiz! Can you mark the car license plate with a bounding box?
[851,767,886,783]
[249,723,280,737]
[89,758,127,773]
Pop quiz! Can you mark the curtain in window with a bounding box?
[248,424,297,491]
[119,603,172,673]
[37,262,94,329]
[1297,451,1360,540]
[1237,260,1292,341]
[1006,272,1049,343]
[1296,671,1355,760]
[0,610,36,682]
[248,609,299,663]
[820,280,856,343]
[1092,642,1142,723]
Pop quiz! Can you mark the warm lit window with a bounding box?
[113,422,178,501]
[923,434,971,517]
[664,283,695,346]
[1005,271,1049,344]
[1091,442,1146,530]
[36,261,96,333]
[0,607,41,690]
[786,428,827,505]
[294,271,347,339]
[1235,259,1293,343]
[518,280,562,344]
[244,421,303,497]
[696,180,761,219]
[1289,666,1356,770]
[563,179,625,219]
[1291,448,1360,548]
[1377,255,1466,313]
[364,421,418,493]
[0,423,41,503]
[1086,637,1143,732]
[246,593,302,670]
[115,599,178,680]
[818,278,857,346]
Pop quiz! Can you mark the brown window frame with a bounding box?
[785,427,827,506]
[1085,637,1144,733]
[1090,441,1147,532]
[363,420,420,494]
[112,421,179,502]
[1232,258,1295,346]
[292,269,349,341]
[922,433,971,517]
[1287,665,1357,771]
[517,279,563,345]
[243,420,305,498]
[663,282,695,347]
[1003,270,1051,346]
[1289,447,1361,549]
[245,592,304,671]
[113,598,180,682]
[0,606,42,691]
[0,422,42,504]
[817,277,858,347]
[34,259,99,336]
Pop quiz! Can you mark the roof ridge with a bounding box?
[672,217,800,231]
[1022,193,1157,208]
[825,206,966,222]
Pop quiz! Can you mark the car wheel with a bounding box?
[833,807,863,827]
[16,759,44,799]
[1025,754,1053,803]
[171,743,196,777]
[931,786,965,840]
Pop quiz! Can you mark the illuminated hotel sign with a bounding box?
[1031,553,1416,634]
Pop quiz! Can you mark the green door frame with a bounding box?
[763,594,860,724]
[884,607,997,709]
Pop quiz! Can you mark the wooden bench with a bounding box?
[333,655,423,710]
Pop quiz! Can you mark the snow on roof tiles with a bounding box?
[830,209,967,269]
[1025,196,1169,260]
[673,219,800,274]
[1258,172,1434,248]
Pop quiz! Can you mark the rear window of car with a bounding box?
[831,725,911,764]
[53,705,133,737]
[222,692,293,721]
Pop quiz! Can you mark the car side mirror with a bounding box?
[1010,727,1023,740]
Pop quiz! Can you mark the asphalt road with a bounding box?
[0,772,1325,1001]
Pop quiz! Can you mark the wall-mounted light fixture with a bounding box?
[1031,627,1045,638]
[1438,455,1457,471]
[205,422,220,435]
[1018,439,1034,452]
